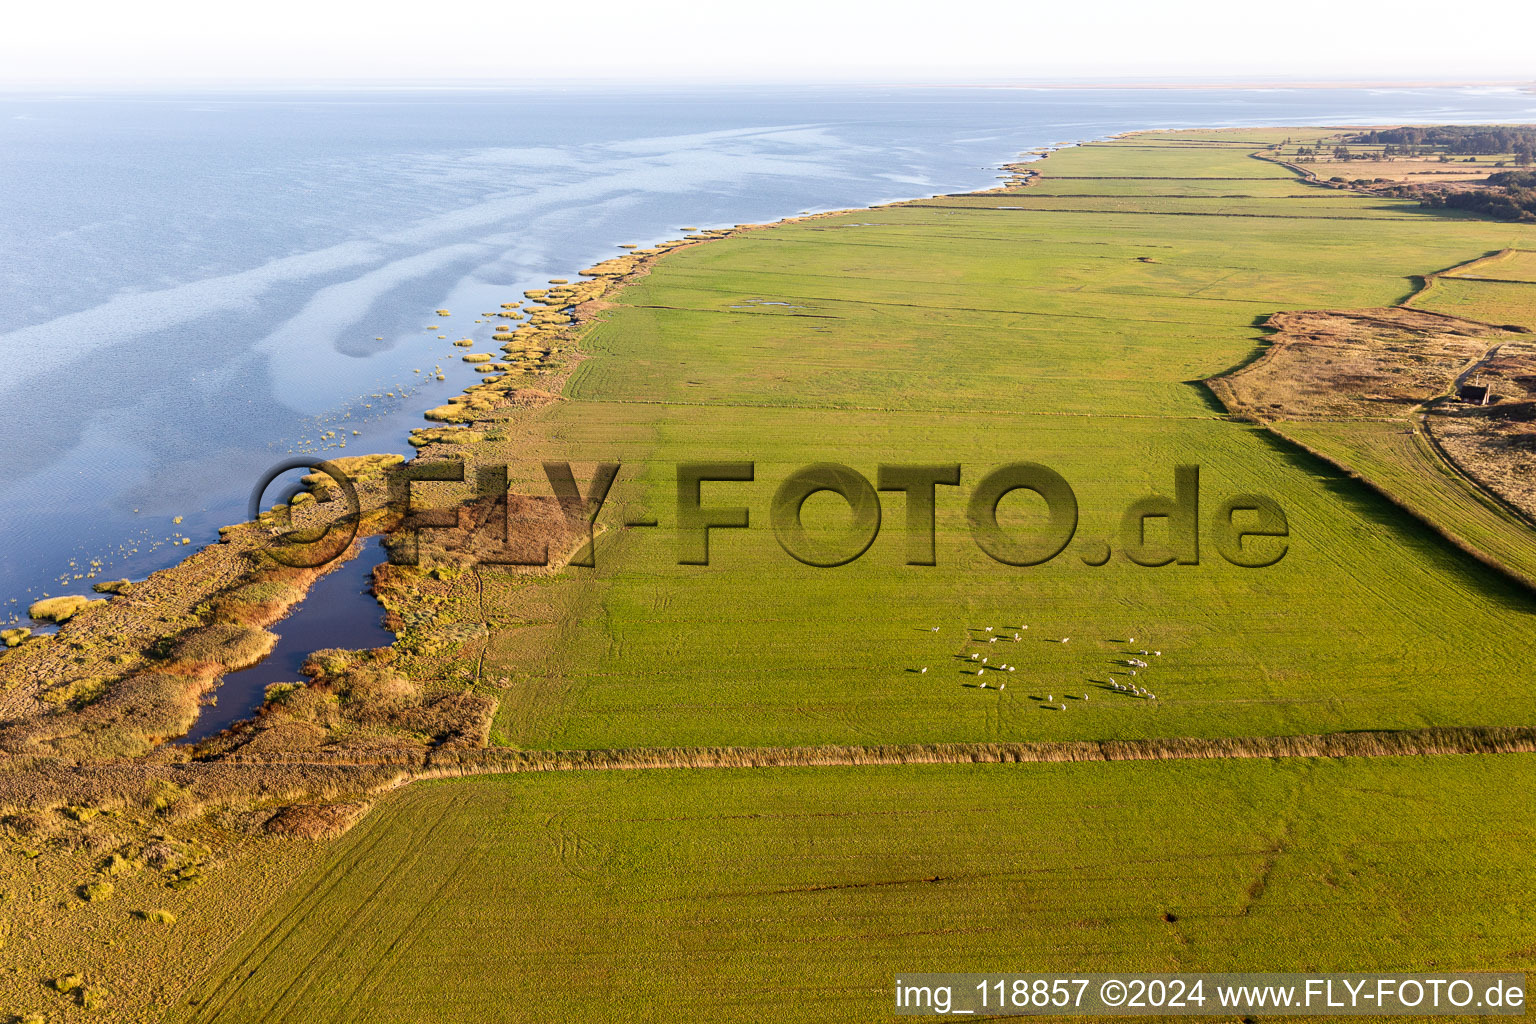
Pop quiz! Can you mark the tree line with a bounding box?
[1421,172,1536,222]
[1345,126,1536,159]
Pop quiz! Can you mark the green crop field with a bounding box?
[171,755,1536,1024]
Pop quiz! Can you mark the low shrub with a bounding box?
[264,682,303,705]
[29,595,100,623]
[304,649,356,677]
[264,801,372,839]
[79,880,114,901]
[100,851,140,876]
[170,623,276,669]
[222,580,302,606]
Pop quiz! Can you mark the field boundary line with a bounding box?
[178,726,1536,782]
[415,726,1536,775]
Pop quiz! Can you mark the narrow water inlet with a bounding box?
[182,536,394,742]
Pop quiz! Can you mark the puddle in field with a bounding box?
[729,299,804,309]
[182,536,393,742]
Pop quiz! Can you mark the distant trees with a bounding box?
[1346,126,1536,156]
[1420,171,1536,222]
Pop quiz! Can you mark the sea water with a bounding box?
[4,85,1536,615]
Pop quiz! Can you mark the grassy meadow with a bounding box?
[14,127,1536,1024]
[170,755,1536,1024]
[1444,248,1536,283]
[215,130,1530,1022]
[1275,419,1536,588]
[434,129,1536,752]
[1414,272,1536,330]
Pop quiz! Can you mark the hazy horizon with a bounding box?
[3,77,1534,95]
[7,0,1535,89]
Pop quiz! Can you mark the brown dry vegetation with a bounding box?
[191,646,494,762]
[1427,332,1536,520]
[1209,278,1536,530]
[0,526,382,766]
[262,800,372,839]
[1209,306,1510,421]
[1300,156,1498,186]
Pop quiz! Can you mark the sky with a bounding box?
[2,0,1533,88]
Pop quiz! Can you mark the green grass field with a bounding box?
[1414,275,1536,329]
[170,755,1536,1024]
[21,128,1536,1024]
[310,132,1536,1022]
[435,130,1536,752]
[1275,419,1536,588]
[1443,248,1536,283]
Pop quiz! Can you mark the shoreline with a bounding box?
[0,151,1049,741]
[6,116,1536,1024]
[1,137,1059,631]
[5,121,1534,783]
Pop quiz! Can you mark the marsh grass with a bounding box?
[28,595,100,623]
[78,879,113,901]
[170,624,276,670]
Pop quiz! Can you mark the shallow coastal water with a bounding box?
[4,85,1536,621]
[182,536,392,742]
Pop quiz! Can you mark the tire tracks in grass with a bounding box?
[177,799,405,1023]
[1237,760,1314,918]
[331,798,484,1023]
[179,787,470,1024]
[251,787,472,1023]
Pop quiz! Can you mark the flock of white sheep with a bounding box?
[916,626,1167,711]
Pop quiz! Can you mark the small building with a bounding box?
[1458,380,1494,405]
